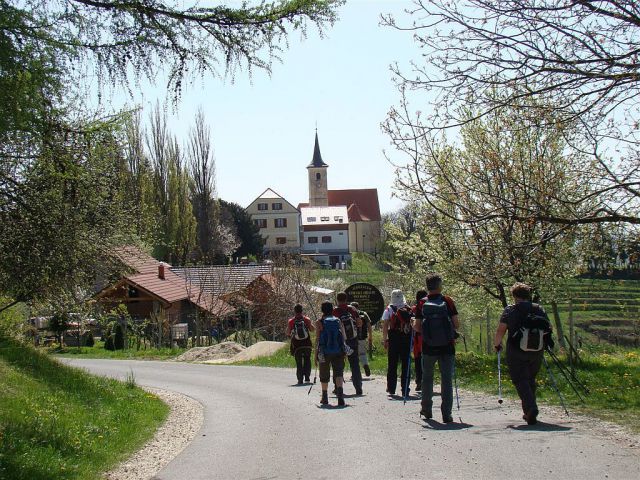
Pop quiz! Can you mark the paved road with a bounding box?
[64,359,639,480]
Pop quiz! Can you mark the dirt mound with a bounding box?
[231,341,286,362]
[202,341,286,364]
[176,342,245,362]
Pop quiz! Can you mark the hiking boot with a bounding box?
[420,409,432,419]
[305,377,310,383]
[442,415,454,423]
[525,408,539,425]
[355,387,363,396]
[336,387,346,406]
[415,383,422,392]
[297,379,303,385]
[364,365,371,377]
[320,391,329,405]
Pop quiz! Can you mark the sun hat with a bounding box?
[390,289,406,307]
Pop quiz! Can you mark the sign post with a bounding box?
[344,282,385,325]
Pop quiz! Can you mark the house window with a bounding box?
[254,219,267,228]
[334,216,343,223]
[320,216,330,222]
[257,203,268,211]
[274,218,287,228]
[272,202,283,210]
[321,236,332,243]
[308,236,318,244]
[276,237,287,245]
[306,216,316,222]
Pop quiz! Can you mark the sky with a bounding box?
[108,1,422,214]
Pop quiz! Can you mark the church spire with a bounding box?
[308,130,329,168]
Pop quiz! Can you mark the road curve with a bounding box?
[63,359,639,480]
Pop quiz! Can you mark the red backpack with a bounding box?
[389,305,413,334]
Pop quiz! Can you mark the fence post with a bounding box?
[550,301,567,350]
[486,306,491,355]
[569,299,575,373]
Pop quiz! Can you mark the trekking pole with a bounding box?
[542,354,570,416]
[547,348,590,395]
[308,360,318,395]
[546,350,586,403]
[497,350,503,405]
[404,328,414,405]
[453,356,460,411]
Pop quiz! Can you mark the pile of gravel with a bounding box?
[175,341,245,362]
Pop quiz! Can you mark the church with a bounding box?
[246,132,382,265]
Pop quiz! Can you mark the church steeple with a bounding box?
[308,130,329,168]
[307,130,329,206]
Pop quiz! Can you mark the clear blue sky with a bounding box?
[110,1,421,214]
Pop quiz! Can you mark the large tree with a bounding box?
[219,199,266,262]
[383,0,640,226]
[387,98,588,306]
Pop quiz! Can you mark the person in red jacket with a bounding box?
[286,304,315,385]
[412,290,428,392]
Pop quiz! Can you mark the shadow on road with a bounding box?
[388,394,422,402]
[508,422,572,432]
[422,419,473,430]
[316,404,351,410]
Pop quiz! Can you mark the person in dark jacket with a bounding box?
[286,304,315,385]
[351,301,373,377]
[382,289,413,396]
[413,274,460,423]
[494,282,551,425]
[333,292,363,395]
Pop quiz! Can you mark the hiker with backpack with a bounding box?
[412,290,428,392]
[382,289,414,397]
[315,301,348,406]
[351,301,373,377]
[286,303,315,385]
[413,274,460,423]
[493,282,553,425]
[333,292,364,396]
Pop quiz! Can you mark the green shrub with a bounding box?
[85,331,94,347]
[114,323,125,350]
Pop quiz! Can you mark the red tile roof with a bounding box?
[126,270,189,304]
[328,189,381,222]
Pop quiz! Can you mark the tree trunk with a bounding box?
[550,301,567,349]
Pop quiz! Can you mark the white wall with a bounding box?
[302,229,349,253]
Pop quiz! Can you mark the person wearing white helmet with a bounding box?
[382,289,414,396]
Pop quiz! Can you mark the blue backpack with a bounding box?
[421,295,454,347]
[320,315,343,355]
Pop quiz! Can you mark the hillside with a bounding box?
[0,336,168,480]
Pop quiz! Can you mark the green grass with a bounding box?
[0,336,169,480]
[237,330,640,432]
[52,341,185,360]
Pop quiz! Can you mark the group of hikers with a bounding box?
[287,273,553,425]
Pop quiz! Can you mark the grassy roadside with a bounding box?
[237,332,640,433]
[52,342,185,360]
[0,336,169,480]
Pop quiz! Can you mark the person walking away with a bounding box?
[333,292,364,395]
[351,301,373,377]
[494,282,553,425]
[412,290,428,392]
[414,274,460,423]
[315,301,347,406]
[382,289,413,396]
[286,304,315,385]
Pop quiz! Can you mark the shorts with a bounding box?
[319,353,345,383]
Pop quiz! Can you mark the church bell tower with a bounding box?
[307,131,328,207]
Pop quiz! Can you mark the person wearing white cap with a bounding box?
[382,289,414,396]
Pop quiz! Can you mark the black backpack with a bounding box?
[421,295,454,347]
[510,304,553,352]
[338,308,357,341]
[292,317,310,341]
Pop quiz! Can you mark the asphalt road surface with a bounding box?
[64,359,639,480]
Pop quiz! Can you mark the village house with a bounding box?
[299,205,350,267]
[245,188,301,255]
